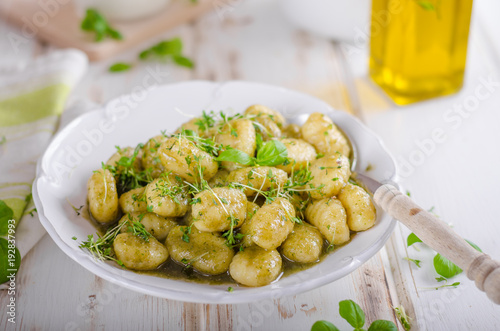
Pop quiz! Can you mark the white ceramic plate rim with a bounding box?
[33,80,398,304]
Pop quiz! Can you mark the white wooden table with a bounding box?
[1,0,500,330]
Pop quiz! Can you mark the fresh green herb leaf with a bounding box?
[173,55,194,68]
[393,306,411,331]
[72,236,77,240]
[407,232,422,247]
[404,257,421,268]
[78,222,127,267]
[124,217,152,242]
[81,9,123,42]
[433,253,462,278]
[433,240,481,278]
[227,286,234,292]
[0,200,14,236]
[256,140,288,166]
[0,238,21,283]
[109,62,132,72]
[194,111,216,133]
[465,239,482,252]
[67,199,84,216]
[181,225,192,243]
[367,320,398,331]
[339,299,365,329]
[139,38,195,69]
[311,321,340,331]
[26,208,37,217]
[406,190,411,197]
[422,281,461,290]
[190,198,202,205]
[103,143,152,195]
[215,149,254,165]
[433,240,482,278]
[435,276,447,282]
[256,133,263,150]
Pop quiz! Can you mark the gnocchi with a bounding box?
[166,226,235,275]
[87,168,119,223]
[229,246,282,287]
[301,112,351,157]
[338,183,377,231]
[83,106,377,288]
[113,233,168,270]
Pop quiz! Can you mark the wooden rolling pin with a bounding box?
[355,172,500,305]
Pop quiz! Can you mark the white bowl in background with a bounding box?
[33,81,397,303]
[281,0,371,41]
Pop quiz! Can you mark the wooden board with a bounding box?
[0,0,214,61]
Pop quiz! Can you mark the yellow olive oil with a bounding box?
[369,0,473,105]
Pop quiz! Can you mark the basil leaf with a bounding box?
[433,254,462,278]
[173,55,194,68]
[465,239,482,252]
[407,232,422,247]
[256,133,263,150]
[216,149,254,165]
[256,140,288,166]
[339,299,365,329]
[109,63,132,72]
[0,200,14,236]
[433,240,481,278]
[153,38,183,56]
[368,320,398,331]
[0,238,21,283]
[311,320,340,331]
[80,9,122,42]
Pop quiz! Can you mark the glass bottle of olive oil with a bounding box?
[369,0,473,105]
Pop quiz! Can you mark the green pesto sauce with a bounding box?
[83,204,355,287]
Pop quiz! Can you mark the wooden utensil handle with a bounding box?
[374,184,500,305]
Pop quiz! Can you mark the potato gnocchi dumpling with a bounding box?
[84,106,377,288]
[88,168,119,223]
[113,233,168,270]
[226,166,287,197]
[249,198,296,250]
[282,124,302,139]
[167,226,235,275]
[191,187,247,232]
[119,186,147,214]
[229,246,282,287]
[208,169,230,187]
[145,175,189,217]
[281,223,323,263]
[239,202,260,248]
[141,135,168,178]
[309,153,351,199]
[245,105,286,139]
[119,212,177,241]
[305,197,350,246]
[158,137,218,183]
[276,138,316,174]
[301,112,351,157]
[338,183,377,231]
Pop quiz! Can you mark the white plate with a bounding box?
[33,81,398,304]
